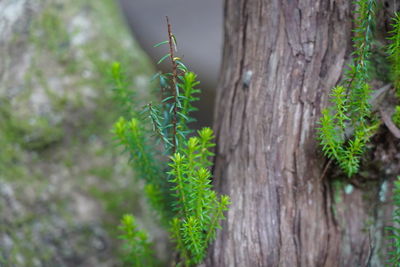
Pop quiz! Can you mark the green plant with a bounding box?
[118,214,157,267]
[387,12,400,95]
[112,18,230,266]
[393,106,400,128]
[317,2,400,263]
[386,177,400,265]
[387,12,400,129]
[386,12,400,265]
[318,0,377,177]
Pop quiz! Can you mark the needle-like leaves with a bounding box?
[317,0,376,177]
[153,40,169,47]
[157,53,171,65]
[112,29,229,266]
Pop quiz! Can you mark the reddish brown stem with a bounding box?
[166,16,178,154]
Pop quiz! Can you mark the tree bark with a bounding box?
[209,0,398,266]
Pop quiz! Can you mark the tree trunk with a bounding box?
[209,0,398,266]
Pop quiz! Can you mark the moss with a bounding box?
[0,102,24,178]
[19,117,64,150]
[30,7,71,63]
[0,100,63,152]
[0,0,162,265]
[0,135,22,179]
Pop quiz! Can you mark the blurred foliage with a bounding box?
[0,0,162,266]
[386,177,400,264]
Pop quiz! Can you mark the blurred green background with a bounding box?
[0,0,170,265]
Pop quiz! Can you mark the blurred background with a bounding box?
[0,0,221,266]
[119,0,223,126]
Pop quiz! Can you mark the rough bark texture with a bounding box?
[209,0,399,266]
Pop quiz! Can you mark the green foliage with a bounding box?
[318,6,400,262]
[387,12,400,94]
[110,63,172,222]
[383,14,400,263]
[318,0,377,177]
[113,116,172,220]
[112,24,230,266]
[118,214,158,267]
[393,106,400,128]
[110,62,135,117]
[168,129,230,265]
[386,177,400,265]
[387,12,400,131]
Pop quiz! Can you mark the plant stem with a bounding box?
[166,16,178,154]
[205,200,223,245]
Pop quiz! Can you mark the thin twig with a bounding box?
[166,16,178,154]
[345,71,357,96]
